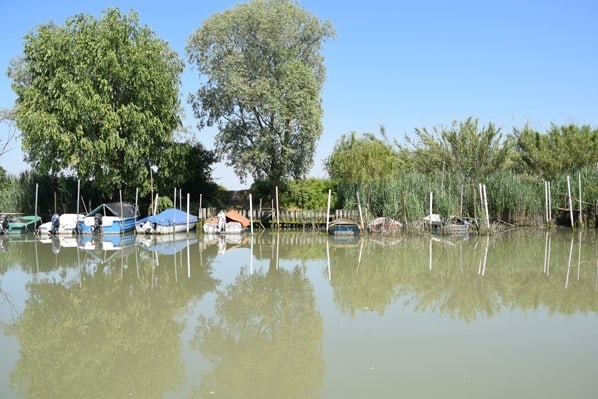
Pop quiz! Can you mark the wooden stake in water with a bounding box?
[578,173,583,226]
[428,191,433,230]
[483,184,489,229]
[186,193,190,233]
[249,193,254,235]
[326,189,332,233]
[35,183,39,219]
[275,186,280,229]
[567,175,574,228]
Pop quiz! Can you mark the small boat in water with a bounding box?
[203,210,250,234]
[3,214,42,234]
[37,213,82,236]
[367,217,402,234]
[328,218,360,236]
[77,202,138,235]
[136,208,198,234]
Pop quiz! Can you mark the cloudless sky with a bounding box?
[1,0,597,190]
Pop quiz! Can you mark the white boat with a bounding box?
[37,213,82,236]
[136,208,198,234]
[202,210,250,234]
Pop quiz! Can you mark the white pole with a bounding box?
[119,190,123,232]
[199,194,202,219]
[135,187,139,217]
[186,193,190,232]
[544,180,548,224]
[548,182,552,220]
[478,183,484,225]
[578,173,583,226]
[153,194,159,215]
[428,191,433,230]
[76,179,80,215]
[483,184,490,229]
[275,186,280,230]
[567,176,574,228]
[249,193,254,235]
[326,189,332,233]
[34,183,39,219]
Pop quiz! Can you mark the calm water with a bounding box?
[0,229,597,399]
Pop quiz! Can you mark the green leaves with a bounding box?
[9,8,185,199]
[514,123,598,180]
[186,0,335,188]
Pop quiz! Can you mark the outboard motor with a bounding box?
[50,213,60,235]
[93,213,103,233]
[0,215,8,234]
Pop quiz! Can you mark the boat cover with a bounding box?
[86,202,138,218]
[139,208,198,226]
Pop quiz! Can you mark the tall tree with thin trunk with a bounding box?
[186,0,335,193]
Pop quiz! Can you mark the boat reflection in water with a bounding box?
[1,230,597,398]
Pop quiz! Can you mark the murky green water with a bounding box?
[1,229,597,398]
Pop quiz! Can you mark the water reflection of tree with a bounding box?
[328,239,403,316]
[192,266,324,399]
[5,245,218,398]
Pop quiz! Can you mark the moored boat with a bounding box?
[5,214,42,234]
[77,202,138,234]
[136,208,198,234]
[367,217,402,234]
[328,218,360,236]
[203,210,250,234]
[37,213,82,236]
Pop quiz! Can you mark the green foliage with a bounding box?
[402,117,513,185]
[186,0,335,191]
[8,8,185,200]
[325,129,401,186]
[513,123,598,180]
[281,178,334,209]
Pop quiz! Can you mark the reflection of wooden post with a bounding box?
[250,236,254,274]
[543,232,550,274]
[326,238,331,280]
[187,239,191,278]
[429,238,432,271]
[578,230,582,281]
[565,236,574,288]
[481,236,489,276]
[356,191,364,230]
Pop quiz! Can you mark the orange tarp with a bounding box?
[225,210,250,228]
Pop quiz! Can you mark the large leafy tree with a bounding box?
[7,8,185,199]
[186,0,335,192]
[513,123,598,180]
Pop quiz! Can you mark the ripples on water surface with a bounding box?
[0,229,597,398]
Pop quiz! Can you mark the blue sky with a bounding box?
[1,0,597,190]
